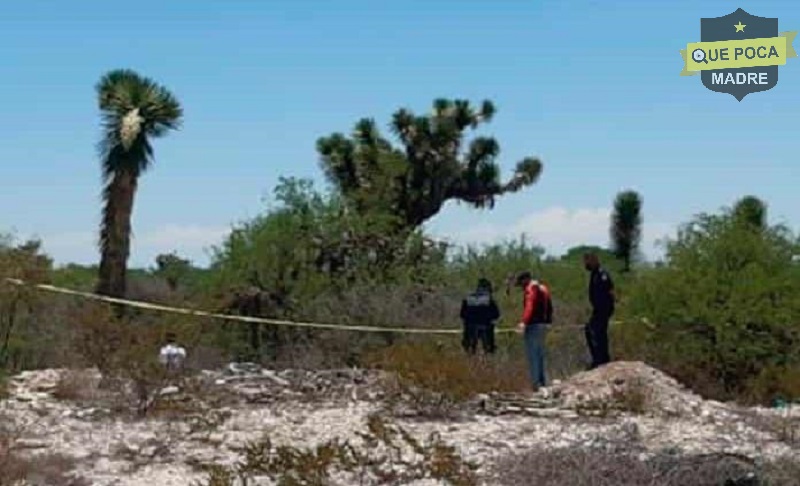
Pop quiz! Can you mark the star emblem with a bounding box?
[734,21,746,32]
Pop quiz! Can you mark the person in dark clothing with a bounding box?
[583,252,615,369]
[460,278,501,355]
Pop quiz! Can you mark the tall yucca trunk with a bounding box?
[97,170,138,299]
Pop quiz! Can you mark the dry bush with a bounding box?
[743,364,800,406]
[35,297,234,420]
[610,321,737,402]
[492,448,798,486]
[0,414,87,486]
[307,284,462,333]
[769,414,800,445]
[764,415,800,446]
[127,274,186,305]
[761,457,800,485]
[364,340,530,418]
[192,280,593,375]
[52,369,100,402]
[613,320,800,407]
[182,342,229,371]
[299,285,592,375]
[145,376,236,429]
[4,454,88,486]
[611,376,650,414]
[0,238,84,372]
[270,284,464,369]
[0,293,88,373]
[575,375,651,417]
[193,413,478,486]
[69,302,126,373]
[67,301,197,417]
[543,320,593,380]
[738,408,800,447]
[572,374,653,418]
[0,419,26,486]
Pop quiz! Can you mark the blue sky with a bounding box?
[1,0,798,268]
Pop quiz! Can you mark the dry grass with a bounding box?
[267,284,465,369]
[65,302,202,417]
[364,340,530,418]
[742,364,800,406]
[0,414,87,486]
[737,407,800,447]
[492,448,799,486]
[612,376,650,414]
[572,373,654,418]
[193,413,477,486]
[769,414,800,445]
[575,374,652,417]
[0,420,25,486]
[541,302,594,379]
[143,375,237,431]
[52,369,100,402]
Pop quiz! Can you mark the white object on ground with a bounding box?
[159,386,180,396]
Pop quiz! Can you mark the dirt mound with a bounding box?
[551,361,716,417]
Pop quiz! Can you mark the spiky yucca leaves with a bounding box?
[95,69,182,299]
[611,190,643,272]
[316,98,542,230]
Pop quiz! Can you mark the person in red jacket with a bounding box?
[514,271,553,389]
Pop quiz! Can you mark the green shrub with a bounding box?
[0,235,53,371]
[620,205,800,403]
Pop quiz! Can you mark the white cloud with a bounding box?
[41,224,231,268]
[432,206,675,260]
[135,224,230,251]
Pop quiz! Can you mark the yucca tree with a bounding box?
[95,70,182,299]
[316,98,543,231]
[733,195,767,232]
[611,190,643,272]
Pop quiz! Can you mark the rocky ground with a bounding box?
[1,362,799,485]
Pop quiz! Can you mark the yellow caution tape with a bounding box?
[2,277,627,334]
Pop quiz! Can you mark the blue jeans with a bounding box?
[524,324,547,388]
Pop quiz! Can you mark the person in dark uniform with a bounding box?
[583,252,615,369]
[460,278,501,355]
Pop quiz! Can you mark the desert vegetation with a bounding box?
[1,71,799,484]
[3,186,797,407]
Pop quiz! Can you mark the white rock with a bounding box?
[3,363,799,486]
[159,386,180,396]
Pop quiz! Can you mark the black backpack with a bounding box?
[531,283,553,324]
